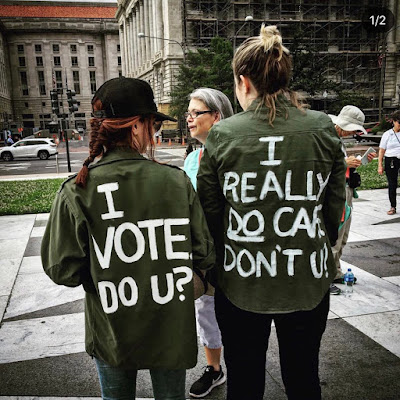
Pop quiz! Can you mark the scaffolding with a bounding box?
[183,0,399,121]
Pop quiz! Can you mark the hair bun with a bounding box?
[260,24,289,60]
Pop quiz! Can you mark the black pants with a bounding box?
[385,157,400,208]
[215,289,329,400]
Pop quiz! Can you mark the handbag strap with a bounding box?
[193,266,208,294]
[392,130,400,145]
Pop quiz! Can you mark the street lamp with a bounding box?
[233,16,253,112]
[138,32,186,62]
[233,15,254,53]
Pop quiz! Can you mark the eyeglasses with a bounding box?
[184,110,214,119]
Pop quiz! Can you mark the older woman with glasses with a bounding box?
[183,88,233,398]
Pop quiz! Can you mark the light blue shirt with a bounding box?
[183,148,202,190]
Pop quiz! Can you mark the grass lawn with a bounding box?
[0,160,391,215]
[0,178,65,216]
[358,159,388,190]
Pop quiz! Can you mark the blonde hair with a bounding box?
[233,24,305,125]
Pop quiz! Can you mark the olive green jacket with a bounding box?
[41,148,215,369]
[197,99,346,313]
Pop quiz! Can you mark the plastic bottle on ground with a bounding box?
[343,268,354,298]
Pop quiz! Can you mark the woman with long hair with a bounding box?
[197,25,346,400]
[41,77,215,400]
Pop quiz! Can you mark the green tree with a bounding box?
[170,37,234,118]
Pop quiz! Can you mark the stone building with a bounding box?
[0,28,12,135]
[117,0,400,123]
[0,0,120,135]
[116,0,184,131]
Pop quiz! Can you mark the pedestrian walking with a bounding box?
[41,76,215,400]
[197,24,346,400]
[378,110,400,215]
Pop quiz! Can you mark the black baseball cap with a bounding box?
[92,76,177,122]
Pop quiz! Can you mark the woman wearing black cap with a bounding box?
[41,77,215,400]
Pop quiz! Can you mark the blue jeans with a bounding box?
[94,357,186,400]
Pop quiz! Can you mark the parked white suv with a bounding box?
[0,138,58,161]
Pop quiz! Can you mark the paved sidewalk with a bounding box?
[0,187,399,399]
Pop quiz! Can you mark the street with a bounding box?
[0,147,186,176]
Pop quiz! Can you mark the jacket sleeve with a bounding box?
[41,191,94,291]
[197,130,226,267]
[323,139,347,246]
[187,178,215,271]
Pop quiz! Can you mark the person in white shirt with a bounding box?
[378,110,400,215]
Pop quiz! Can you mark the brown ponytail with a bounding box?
[233,24,306,125]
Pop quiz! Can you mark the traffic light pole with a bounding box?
[51,86,79,174]
[63,118,71,173]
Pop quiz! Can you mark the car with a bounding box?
[0,138,58,161]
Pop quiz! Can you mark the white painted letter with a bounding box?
[241,172,257,203]
[316,172,331,201]
[260,171,284,200]
[242,210,265,238]
[306,171,317,200]
[259,136,284,166]
[118,277,139,307]
[138,219,164,260]
[98,281,118,314]
[97,182,124,220]
[285,170,307,201]
[114,222,145,263]
[273,207,294,237]
[164,218,190,260]
[92,226,115,269]
[224,244,236,272]
[223,172,240,202]
[256,250,277,277]
[237,249,256,278]
[310,244,328,279]
[151,273,175,304]
[282,249,303,276]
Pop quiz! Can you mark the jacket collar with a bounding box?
[90,147,147,169]
[246,94,292,120]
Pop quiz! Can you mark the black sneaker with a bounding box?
[330,283,341,295]
[189,365,226,398]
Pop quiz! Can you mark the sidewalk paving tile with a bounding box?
[0,182,399,400]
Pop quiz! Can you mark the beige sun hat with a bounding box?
[328,105,367,134]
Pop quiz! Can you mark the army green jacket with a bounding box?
[41,148,215,369]
[197,99,346,313]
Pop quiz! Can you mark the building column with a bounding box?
[119,24,126,76]
[130,13,135,75]
[148,0,154,57]
[132,10,138,73]
[126,16,131,76]
[155,0,163,52]
[123,18,129,76]
[140,1,146,65]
